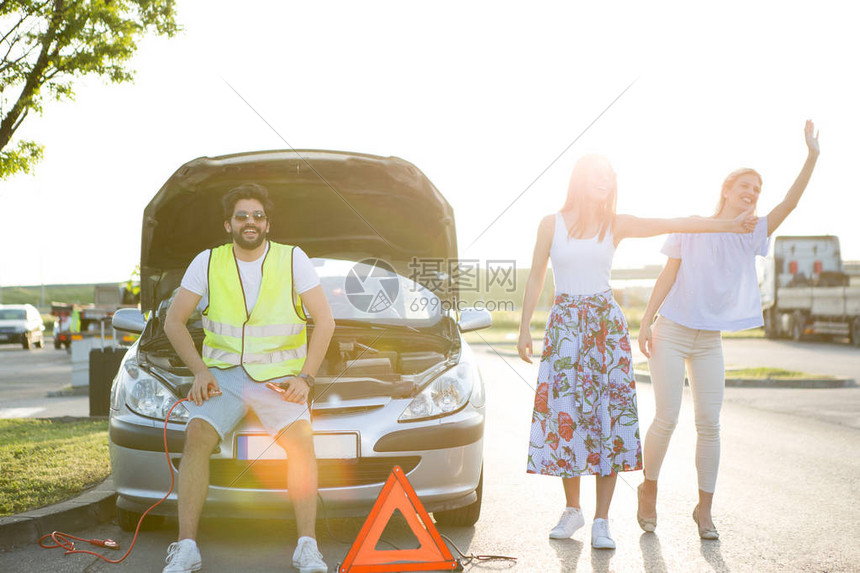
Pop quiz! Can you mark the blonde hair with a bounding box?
[715,167,762,216]
[561,154,617,241]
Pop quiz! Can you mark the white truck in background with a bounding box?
[760,235,860,345]
[52,284,138,350]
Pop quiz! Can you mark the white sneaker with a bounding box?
[591,518,616,549]
[549,506,585,539]
[292,536,327,573]
[163,539,202,573]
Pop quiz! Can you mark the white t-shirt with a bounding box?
[180,243,320,313]
[658,216,770,332]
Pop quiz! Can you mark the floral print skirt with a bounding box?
[527,290,642,477]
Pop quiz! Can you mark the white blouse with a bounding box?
[659,216,770,332]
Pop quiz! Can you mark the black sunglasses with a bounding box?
[233,210,267,222]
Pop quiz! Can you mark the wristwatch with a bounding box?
[297,373,314,387]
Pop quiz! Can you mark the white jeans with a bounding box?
[643,316,724,493]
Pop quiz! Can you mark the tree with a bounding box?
[0,0,178,178]
[122,263,140,304]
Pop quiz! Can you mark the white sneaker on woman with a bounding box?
[591,518,616,549]
[549,506,585,539]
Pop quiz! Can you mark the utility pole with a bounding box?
[40,249,45,309]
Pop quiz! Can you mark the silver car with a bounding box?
[108,150,490,531]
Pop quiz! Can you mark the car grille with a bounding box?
[173,457,421,489]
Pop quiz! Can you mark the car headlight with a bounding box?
[116,355,188,422]
[399,362,476,422]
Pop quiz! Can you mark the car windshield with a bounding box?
[312,258,443,327]
[0,309,26,320]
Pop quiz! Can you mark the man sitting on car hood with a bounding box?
[161,183,335,573]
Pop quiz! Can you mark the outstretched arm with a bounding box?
[637,258,681,358]
[614,208,756,243]
[517,215,554,363]
[767,120,820,236]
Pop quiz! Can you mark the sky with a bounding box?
[1,1,857,288]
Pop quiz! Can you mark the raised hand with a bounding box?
[805,119,820,156]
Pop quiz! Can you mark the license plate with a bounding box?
[236,433,358,460]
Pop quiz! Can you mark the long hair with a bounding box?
[714,167,762,216]
[561,154,618,241]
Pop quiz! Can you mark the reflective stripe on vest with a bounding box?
[202,316,305,339]
[203,346,307,366]
[201,242,308,381]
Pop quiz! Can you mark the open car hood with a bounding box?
[140,150,458,312]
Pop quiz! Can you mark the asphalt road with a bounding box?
[0,341,87,418]
[1,339,859,572]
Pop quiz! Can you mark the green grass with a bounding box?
[722,328,765,339]
[0,284,99,309]
[632,362,827,379]
[0,418,110,516]
[724,367,831,379]
[626,327,764,339]
[463,309,765,350]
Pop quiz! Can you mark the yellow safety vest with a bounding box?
[70,308,81,333]
[201,242,308,382]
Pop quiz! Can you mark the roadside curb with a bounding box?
[46,384,90,397]
[0,477,116,550]
[633,370,856,389]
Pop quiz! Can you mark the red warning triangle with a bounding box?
[339,465,459,573]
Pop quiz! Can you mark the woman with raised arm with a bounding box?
[636,121,820,540]
[517,154,756,549]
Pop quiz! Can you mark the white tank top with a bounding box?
[549,212,615,296]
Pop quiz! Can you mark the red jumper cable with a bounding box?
[38,395,198,563]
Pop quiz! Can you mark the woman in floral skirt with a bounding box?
[517,154,756,549]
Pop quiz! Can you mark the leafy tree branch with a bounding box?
[0,0,179,178]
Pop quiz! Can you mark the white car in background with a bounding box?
[0,304,45,349]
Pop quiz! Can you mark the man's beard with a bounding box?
[232,225,267,250]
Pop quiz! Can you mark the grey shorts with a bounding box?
[185,367,311,440]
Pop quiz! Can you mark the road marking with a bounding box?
[0,407,45,418]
